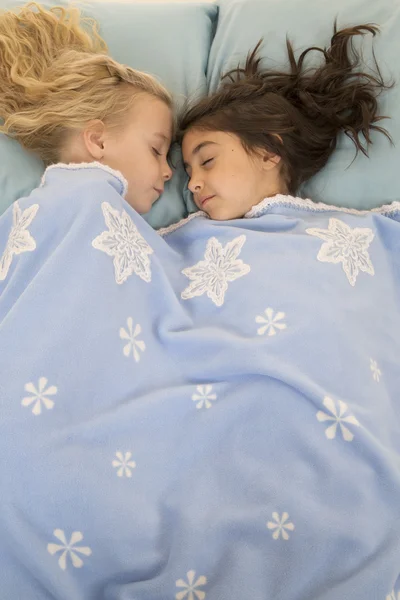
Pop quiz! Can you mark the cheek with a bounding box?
[150,156,162,181]
[223,151,248,180]
[144,156,162,190]
[130,152,157,183]
[220,159,246,189]
[232,156,258,184]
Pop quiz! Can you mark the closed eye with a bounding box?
[152,147,162,156]
[201,157,214,167]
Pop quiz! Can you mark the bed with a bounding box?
[0,1,399,598]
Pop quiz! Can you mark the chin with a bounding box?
[206,208,233,221]
[127,196,153,215]
[139,204,153,215]
[210,204,248,220]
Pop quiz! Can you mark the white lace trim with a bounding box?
[245,194,400,218]
[160,194,400,236]
[158,211,208,237]
[40,161,128,198]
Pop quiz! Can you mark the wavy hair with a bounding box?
[0,2,172,164]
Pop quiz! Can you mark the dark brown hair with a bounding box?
[178,23,392,194]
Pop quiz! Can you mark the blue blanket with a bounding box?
[0,163,399,599]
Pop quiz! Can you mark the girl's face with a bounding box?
[182,129,282,220]
[100,95,173,213]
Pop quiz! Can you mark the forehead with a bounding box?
[182,129,239,156]
[130,95,173,136]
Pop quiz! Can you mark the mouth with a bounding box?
[199,195,215,207]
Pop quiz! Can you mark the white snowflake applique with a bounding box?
[0,202,39,281]
[370,358,382,382]
[47,529,92,570]
[267,512,295,540]
[256,308,287,336]
[316,396,360,442]
[192,385,217,410]
[120,317,145,362]
[112,451,136,478]
[306,218,374,286]
[181,235,250,307]
[176,570,207,600]
[92,202,153,285]
[21,377,57,416]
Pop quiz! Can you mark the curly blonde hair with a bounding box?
[0,2,172,164]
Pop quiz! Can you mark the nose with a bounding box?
[187,172,203,194]
[163,161,173,182]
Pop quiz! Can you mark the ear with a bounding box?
[261,151,282,171]
[82,119,106,161]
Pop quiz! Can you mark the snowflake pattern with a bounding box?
[92,202,153,284]
[181,235,250,307]
[316,396,361,442]
[120,317,146,362]
[256,308,287,336]
[370,358,382,382]
[112,451,136,477]
[0,202,39,281]
[176,570,207,600]
[306,218,374,286]
[47,529,92,570]
[21,377,57,416]
[267,512,295,540]
[192,385,217,410]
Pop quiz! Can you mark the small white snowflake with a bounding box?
[316,396,360,442]
[306,218,374,286]
[47,529,92,571]
[370,358,381,382]
[192,385,217,410]
[0,202,39,281]
[112,451,136,478]
[175,570,207,600]
[256,308,287,336]
[21,377,57,416]
[120,317,145,362]
[181,235,250,307]
[267,512,295,540]
[92,202,153,285]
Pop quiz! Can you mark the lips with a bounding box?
[199,195,215,206]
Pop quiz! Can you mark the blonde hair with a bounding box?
[0,2,172,164]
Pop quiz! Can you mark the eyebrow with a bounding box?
[183,141,218,170]
[154,133,171,145]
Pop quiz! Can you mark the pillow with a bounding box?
[0,0,218,228]
[206,0,400,210]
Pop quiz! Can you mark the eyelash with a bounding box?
[201,158,214,167]
[152,148,162,157]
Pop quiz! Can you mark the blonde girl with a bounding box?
[0,2,173,214]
